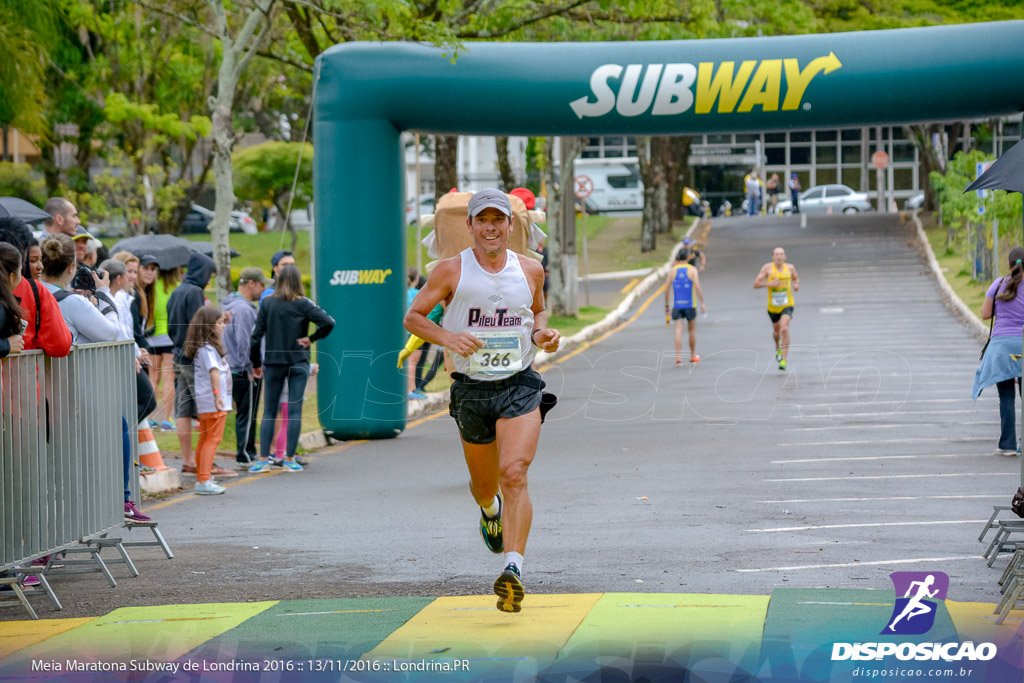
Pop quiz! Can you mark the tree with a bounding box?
[207,0,277,300]
[0,0,59,157]
[544,136,582,317]
[495,136,518,191]
[233,141,312,252]
[434,135,459,203]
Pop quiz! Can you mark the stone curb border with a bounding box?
[911,210,987,340]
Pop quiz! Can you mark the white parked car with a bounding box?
[775,184,873,215]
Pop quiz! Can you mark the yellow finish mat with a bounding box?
[946,599,1024,667]
[0,601,277,669]
[0,618,95,660]
[365,593,602,673]
[557,593,770,671]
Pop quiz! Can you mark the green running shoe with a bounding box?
[779,360,787,371]
[479,491,503,553]
[494,563,525,613]
[775,349,783,362]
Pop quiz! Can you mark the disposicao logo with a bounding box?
[883,571,947,636]
[329,269,392,286]
[830,571,997,663]
[569,54,842,119]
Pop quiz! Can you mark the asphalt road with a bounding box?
[41,212,1021,617]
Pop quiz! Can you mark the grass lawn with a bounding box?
[102,231,312,284]
[151,389,319,458]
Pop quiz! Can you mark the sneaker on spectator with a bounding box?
[139,464,157,476]
[249,459,272,473]
[235,460,253,471]
[148,419,160,429]
[210,464,239,478]
[294,455,309,467]
[160,420,176,431]
[124,500,152,522]
[281,459,303,471]
[194,480,226,495]
[23,575,40,587]
[272,458,285,468]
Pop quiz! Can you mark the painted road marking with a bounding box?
[785,422,996,431]
[767,473,1007,482]
[552,285,665,367]
[758,494,1004,503]
[620,277,640,293]
[735,556,980,572]
[747,520,986,533]
[777,436,989,446]
[795,409,990,419]
[771,453,987,464]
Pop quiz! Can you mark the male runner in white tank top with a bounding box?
[404,188,560,613]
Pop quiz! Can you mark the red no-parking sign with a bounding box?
[574,175,594,199]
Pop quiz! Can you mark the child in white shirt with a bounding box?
[185,305,233,495]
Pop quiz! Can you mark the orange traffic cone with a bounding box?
[138,421,170,471]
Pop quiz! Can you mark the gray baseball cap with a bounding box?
[468,188,512,217]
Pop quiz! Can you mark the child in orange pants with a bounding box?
[184,305,233,495]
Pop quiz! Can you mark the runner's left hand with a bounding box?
[534,328,560,353]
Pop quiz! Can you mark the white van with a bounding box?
[574,160,644,214]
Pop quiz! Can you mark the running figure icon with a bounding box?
[886,574,939,633]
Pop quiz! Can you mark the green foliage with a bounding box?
[232,142,313,209]
[104,93,212,142]
[0,0,60,134]
[0,162,45,204]
[88,147,189,233]
[930,150,1023,230]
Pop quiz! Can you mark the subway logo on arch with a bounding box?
[329,268,393,285]
[569,53,842,119]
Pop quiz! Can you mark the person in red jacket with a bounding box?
[0,218,71,357]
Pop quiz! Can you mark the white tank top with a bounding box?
[442,248,536,380]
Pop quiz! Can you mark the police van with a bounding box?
[573,160,644,214]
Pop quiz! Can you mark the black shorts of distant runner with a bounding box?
[768,307,794,323]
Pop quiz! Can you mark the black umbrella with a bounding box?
[0,197,51,223]
[964,137,1024,236]
[110,234,196,270]
[190,241,241,258]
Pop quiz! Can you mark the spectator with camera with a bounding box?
[39,235,119,344]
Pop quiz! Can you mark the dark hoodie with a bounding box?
[167,252,216,364]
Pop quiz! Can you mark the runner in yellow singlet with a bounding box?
[753,247,799,371]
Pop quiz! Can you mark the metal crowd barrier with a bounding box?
[1,341,138,617]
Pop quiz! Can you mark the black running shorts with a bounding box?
[449,367,545,445]
[768,307,794,323]
[671,307,697,321]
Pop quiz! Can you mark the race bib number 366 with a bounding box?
[469,332,523,376]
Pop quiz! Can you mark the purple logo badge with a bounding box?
[881,571,949,635]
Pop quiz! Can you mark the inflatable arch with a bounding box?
[312,20,1024,439]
